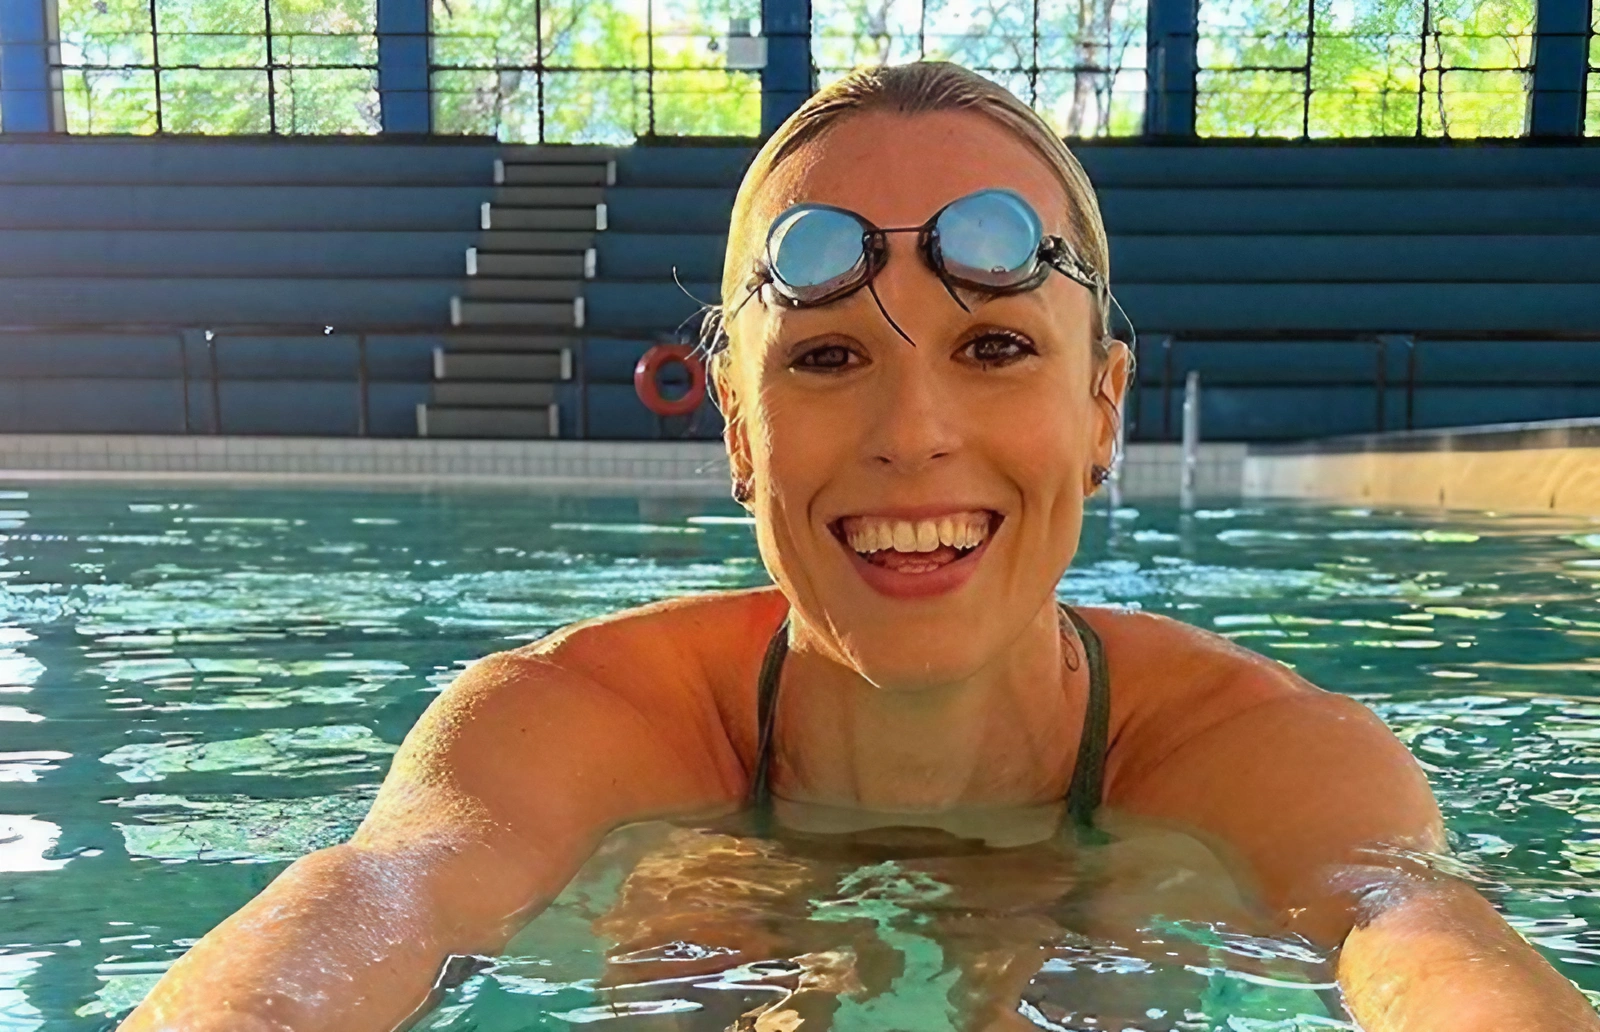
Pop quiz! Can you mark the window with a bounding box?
[430,0,762,143]
[55,0,380,134]
[1588,0,1599,134]
[1197,0,1534,137]
[811,0,1148,137]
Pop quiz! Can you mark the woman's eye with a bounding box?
[963,333,1036,367]
[793,344,859,371]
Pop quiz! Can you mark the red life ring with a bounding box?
[634,343,707,418]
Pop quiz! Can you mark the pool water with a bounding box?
[1,484,1598,1030]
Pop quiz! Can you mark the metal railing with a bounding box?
[0,321,453,436]
[1132,330,1600,442]
[4,323,1597,441]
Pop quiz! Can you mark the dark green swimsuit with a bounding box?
[746,603,1112,828]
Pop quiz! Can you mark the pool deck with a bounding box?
[1244,417,1600,516]
[0,435,1247,499]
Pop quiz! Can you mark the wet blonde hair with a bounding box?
[708,61,1114,375]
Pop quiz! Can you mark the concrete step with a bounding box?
[417,403,560,438]
[495,159,616,187]
[498,144,619,161]
[474,230,596,253]
[467,248,594,278]
[494,185,606,206]
[481,203,606,231]
[441,332,582,353]
[434,349,571,380]
[459,278,582,301]
[431,381,560,406]
[451,297,585,328]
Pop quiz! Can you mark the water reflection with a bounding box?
[419,814,1351,1032]
[0,486,1595,1027]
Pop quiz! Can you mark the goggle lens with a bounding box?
[768,206,867,295]
[760,188,1075,308]
[934,189,1043,289]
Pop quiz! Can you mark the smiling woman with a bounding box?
[113,62,1600,1032]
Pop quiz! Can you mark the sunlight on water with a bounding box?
[0,485,1595,1029]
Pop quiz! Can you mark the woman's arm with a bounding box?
[1338,870,1599,1032]
[1118,668,1598,1030]
[117,650,738,1032]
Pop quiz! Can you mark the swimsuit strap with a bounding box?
[747,603,1111,826]
[1060,605,1111,828]
[748,612,791,809]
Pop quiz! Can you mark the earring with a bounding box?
[1090,464,1111,488]
[732,477,753,505]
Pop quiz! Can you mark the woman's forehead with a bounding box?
[750,109,1072,236]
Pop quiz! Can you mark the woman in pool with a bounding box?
[122,63,1595,1032]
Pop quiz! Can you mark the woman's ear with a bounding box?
[713,358,755,504]
[1091,339,1133,470]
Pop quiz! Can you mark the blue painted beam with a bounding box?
[597,232,1600,284]
[378,0,432,134]
[1144,0,1197,135]
[0,230,477,276]
[0,185,491,229]
[0,138,501,184]
[0,0,63,132]
[1529,0,1590,136]
[0,277,460,325]
[597,184,1600,235]
[761,0,812,134]
[585,279,1600,334]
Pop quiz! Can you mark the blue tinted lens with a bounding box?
[768,206,867,295]
[935,189,1042,287]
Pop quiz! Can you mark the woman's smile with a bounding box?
[829,507,1003,598]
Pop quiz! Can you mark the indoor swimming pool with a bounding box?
[1,484,1598,1030]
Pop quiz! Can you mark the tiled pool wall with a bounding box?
[0,436,1248,499]
[1245,417,1600,516]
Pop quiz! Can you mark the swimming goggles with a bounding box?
[728,187,1108,345]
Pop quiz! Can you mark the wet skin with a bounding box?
[119,111,1599,1032]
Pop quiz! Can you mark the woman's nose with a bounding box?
[863,344,959,473]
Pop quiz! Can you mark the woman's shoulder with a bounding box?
[1078,606,1394,797]
[491,587,785,742]
[512,586,787,687]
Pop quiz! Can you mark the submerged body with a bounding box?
[119,63,1597,1032]
[121,589,1592,1031]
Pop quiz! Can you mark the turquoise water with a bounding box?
[1,484,1598,1030]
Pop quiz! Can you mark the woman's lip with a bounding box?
[830,504,1001,522]
[838,526,995,599]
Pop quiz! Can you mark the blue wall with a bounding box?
[3,136,1599,441]
[0,137,496,436]
[575,142,1600,441]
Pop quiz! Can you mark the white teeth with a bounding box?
[840,512,992,555]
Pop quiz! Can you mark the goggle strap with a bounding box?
[937,270,973,314]
[867,278,917,347]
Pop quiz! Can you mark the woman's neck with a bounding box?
[771,600,1087,811]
